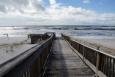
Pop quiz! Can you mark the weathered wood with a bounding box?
[44,38,94,77]
[62,34,115,77]
[0,33,55,77]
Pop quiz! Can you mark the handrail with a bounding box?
[0,32,55,77]
[62,34,115,77]
[71,38,115,59]
[71,37,115,59]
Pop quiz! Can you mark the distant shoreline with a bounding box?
[0,25,115,27]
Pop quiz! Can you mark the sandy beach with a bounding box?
[82,39,115,50]
[73,36,115,56]
[0,37,37,65]
[0,37,30,45]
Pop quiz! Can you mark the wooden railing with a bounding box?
[62,34,115,77]
[0,32,55,77]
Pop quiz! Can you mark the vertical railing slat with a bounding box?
[62,34,115,77]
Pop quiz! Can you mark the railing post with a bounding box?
[95,46,100,77]
[62,34,115,77]
[83,41,85,61]
[95,52,100,77]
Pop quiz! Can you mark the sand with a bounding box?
[0,37,30,45]
[82,39,115,50]
[72,36,115,56]
[0,37,37,65]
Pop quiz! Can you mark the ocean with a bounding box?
[0,25,115,38]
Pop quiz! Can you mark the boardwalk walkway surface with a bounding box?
[44,38,94,77]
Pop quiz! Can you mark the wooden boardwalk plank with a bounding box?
[44,38,94,77]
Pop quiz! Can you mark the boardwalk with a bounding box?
[44,38,94,77]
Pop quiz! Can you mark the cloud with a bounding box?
[0,0,115,26]
[49,0,56,5]
[44,2,115,25]
[0,0,44,14]
[0,4,7,13]
[82,0,92,3]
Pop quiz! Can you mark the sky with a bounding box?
[0,0,115,26]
